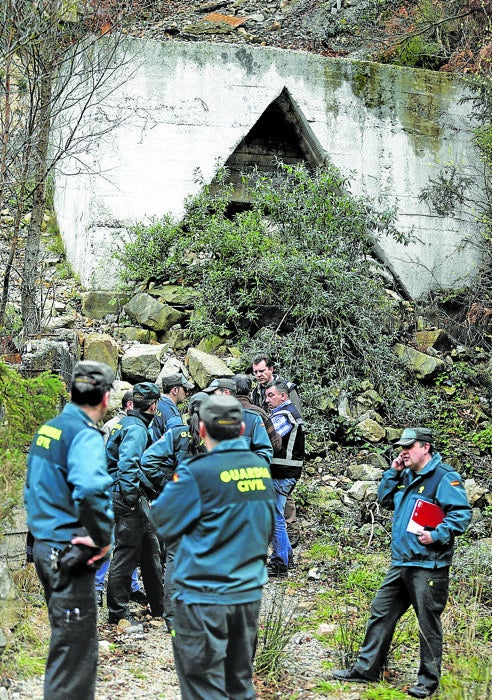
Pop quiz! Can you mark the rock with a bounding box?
[83,333,119,373]
[186,347,233,388]
[117,327,158,343]
[124,293,185,332]
[159,327,192,351]
[121,343,168,382]
[99,640,112,655]
[44,312,77,330]
[347,463,383,481]
[21,338,75,380]
[347,480,378,501]
[197,335,226,353]
[81,291,128,319]
[149,285,200,306]
[394,343,445,380]
[356,417,386,442]
[384,426,401,443]
[464,478,488,504]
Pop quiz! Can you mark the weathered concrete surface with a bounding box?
[54,39,481,297]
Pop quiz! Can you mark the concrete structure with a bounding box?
[54,39,481,298]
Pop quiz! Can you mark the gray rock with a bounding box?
[394,343,445,379]
[356,418,386,442]
[124,293,185,331]
[81,291,128,319]
[121,343,169,382]
[83,332,119,373]
[186,348,233,389]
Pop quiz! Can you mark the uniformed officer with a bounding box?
[140,391,209,632]
[150,395,276,700]
[24,361,115,700]
[106,381,164,625]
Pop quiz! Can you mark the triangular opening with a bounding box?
[220,87,327,211]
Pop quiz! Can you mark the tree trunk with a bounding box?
[21,69,53,336]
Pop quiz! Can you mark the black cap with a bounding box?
[71,361,114,392]
[133,382,161,401]
[394,427,434,447]
[203,378,236,394]
[188,391,210,413]
[161,372,194,391]
[199,395,243,426]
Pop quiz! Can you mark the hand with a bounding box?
[417,530,433,546]
[71,535,111,566]
[391,454,405,471]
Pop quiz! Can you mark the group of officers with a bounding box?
[24,353,473,700]
[24,354,305,700]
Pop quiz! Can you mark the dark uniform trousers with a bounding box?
[172,599,261,700]
[33,540,98,700]
[355,565,450,691]
[107,492,164,619]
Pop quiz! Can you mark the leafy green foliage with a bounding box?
[0,361,66,524]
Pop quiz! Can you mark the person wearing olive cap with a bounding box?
[150,395,276,700]
[333,427,472,698]
[106,382,164,626]
[24,361,115,700]
[152,372,194,442]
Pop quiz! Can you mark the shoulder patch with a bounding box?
[449,480,460,486]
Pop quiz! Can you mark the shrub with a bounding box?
[0,361,66,524]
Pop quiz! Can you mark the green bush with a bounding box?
[0,362,66,524]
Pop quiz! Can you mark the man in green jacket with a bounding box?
[150,395,275,700]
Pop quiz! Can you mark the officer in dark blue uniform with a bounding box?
[24,361,115,700]
[141,391,209,631]
[151,395,276,700]
[106,381,164,625]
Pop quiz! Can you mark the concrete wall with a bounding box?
[53,39,481,298]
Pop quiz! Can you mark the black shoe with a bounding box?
[332,667,370,683]
[96,590,103,608]
[129,589,148,605]
[267,563,288,578]
[408,684,434,698]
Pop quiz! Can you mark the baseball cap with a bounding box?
[161,373,194,391]
[394,427,434,447]
[71,361,114,392]
[133,382,161,401]
[203,378,236,394]
[188,391,210,413]
[199,395,243,426]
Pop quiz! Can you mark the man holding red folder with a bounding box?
[333,427,472,698]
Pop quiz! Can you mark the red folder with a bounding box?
[406,499,445,534]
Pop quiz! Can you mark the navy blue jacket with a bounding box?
[151,395,183,442]
[140,423,192,497]
[150,437,275,604]
[24,403,114,548]
[378,452,472,569]
[106,410,153,507]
